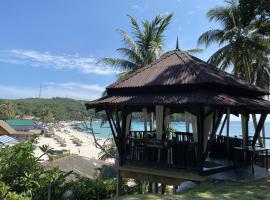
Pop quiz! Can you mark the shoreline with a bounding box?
[34,122,112,162]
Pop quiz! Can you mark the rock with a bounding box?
[176,181,197,193]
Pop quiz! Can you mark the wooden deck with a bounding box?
[208,165,270,182]
[118,164,270,185]
[118,164,207,185]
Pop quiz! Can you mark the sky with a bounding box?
[0,0,225,100]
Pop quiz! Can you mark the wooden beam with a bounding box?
[115,108,121,134]
[218,115,227,136]
[108,110,119,136]
[202,110,223,161]
[252,114,267,147]
[105,110,119,149]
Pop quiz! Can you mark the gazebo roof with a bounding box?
[107,49,267,97]
[86,48,270,113]
[86,92,270,113]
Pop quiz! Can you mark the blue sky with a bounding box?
[0,0,225,100]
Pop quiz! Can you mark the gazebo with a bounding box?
[86,45,270,194]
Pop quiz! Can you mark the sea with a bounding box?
[72,120,270,146]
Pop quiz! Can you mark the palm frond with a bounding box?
[116,29,138,52]
[207,44,233,68]
[198,29,224,47]
[98,57,136,71]
[116,48,143,64]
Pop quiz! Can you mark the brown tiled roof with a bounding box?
[86,92,270,112]
[107,50,266,96]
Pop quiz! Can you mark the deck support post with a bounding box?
[116,170,123,197]
[173,185,177,194]
[154,183,158,193]
[148,182,152,193]
[161,183,166,194]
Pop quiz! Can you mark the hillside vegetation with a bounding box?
[0,98,94,121]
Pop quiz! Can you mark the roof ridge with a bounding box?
[108,51,176,88]
[174,51,203,83]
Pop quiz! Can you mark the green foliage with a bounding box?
[198,0,270,89]
[239,0,270,35]
[0,98,95,121]
[99,13,173,72]
[0,138,120,199]
[0,101,16,120]
[0,182,30,200]
[40,109,54,123]
[0,138,73,199]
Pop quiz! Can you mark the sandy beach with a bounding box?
[34,123,108,161]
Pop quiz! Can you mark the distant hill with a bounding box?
[0,98,94,121]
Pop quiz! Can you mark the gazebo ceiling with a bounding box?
[107,49,267,97]
[86,91,270,113]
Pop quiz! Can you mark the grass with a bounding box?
[115,178,270,200]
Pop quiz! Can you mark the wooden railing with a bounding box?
[124,131,198,169]
[210,135,244,159]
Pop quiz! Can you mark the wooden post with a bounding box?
[241,114,249,147]
[116,170,123,197]
[156,105,164,140]
[154,183,158,193]
[121,107,127,164]
[197,107,204,173]
[185,112,190,132]
[161,183,166,194]
[148,182,152,193]
[137,180,142,194]
[226,108,230,153]
[173,185,177,194]
[142,108,148,133]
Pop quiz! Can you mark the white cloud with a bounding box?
[0,49,119,75]
[187,11,195,15]
[0,82,105,100]
[132,4,141,9]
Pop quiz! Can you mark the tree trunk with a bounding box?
[243,56,263,146]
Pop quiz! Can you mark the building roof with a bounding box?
[86,92,270,113]
[44,155,108,179]
[6,119,35,126]
[86,48,270,113]
[107,50,267,97]
[0,120,17,134]
[0,135,19,146]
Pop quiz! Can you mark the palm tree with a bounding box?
[99,13,173,76]
[0,101,16,119]
[40,109,54,123]
[197,0,270,84]
[198,0,270,146]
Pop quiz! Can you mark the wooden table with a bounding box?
[234,146,268,174]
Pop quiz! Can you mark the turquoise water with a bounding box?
[72,120,270,148]
[73,121,270,138]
